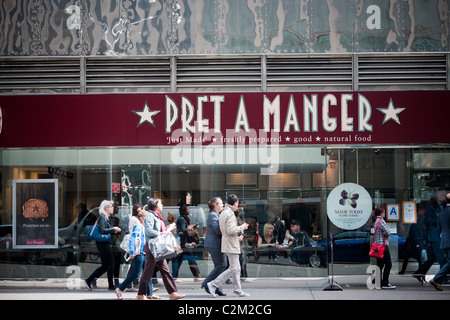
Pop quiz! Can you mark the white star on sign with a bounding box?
[133,101,160,127]
[377,98,405,125]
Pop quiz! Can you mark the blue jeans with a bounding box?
[172,254,200,278]
[118,254,153,295]
[171,254,184,278]
[433,248,450,284]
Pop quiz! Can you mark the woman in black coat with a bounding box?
[84,200,121,291]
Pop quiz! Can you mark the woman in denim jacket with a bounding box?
[136,198,185,300]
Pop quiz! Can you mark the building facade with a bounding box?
[0,0,449,279]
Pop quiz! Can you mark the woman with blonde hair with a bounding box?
[84,200,121,291]
[257,223,277,262]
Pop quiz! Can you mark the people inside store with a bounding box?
[173,224,201,281]
[234,207,249,280]
[257,223,278,262]
[76,203,96,227]
[176,205,191,236]
[286,220,317,265]
[273,216,286,244]
[171,205,195,282]
[286,220,316,247]
[414,190,447,283]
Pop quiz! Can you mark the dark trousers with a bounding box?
[138,242,177,295]
[86,242,115,288]
[202,247,227,288]
[433,248,450,284]
[400,238,423,273]
[376,246,392,286]
[416,241,445,275]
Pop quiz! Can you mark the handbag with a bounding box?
[120,234,133,261]
[369,219,385,258]
[148,231,177,262]
[120,226,142,256]
[87,218,112,243]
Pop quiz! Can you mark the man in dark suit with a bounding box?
[414,190,446,282]
[430,193,450,291]
[201,197,226,296]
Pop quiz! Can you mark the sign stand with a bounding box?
[323,233,343,291]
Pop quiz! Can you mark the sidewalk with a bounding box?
[0,275,449,300]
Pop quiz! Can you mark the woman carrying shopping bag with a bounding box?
[136,198,185,300]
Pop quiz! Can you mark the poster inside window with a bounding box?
[12,179,58,249]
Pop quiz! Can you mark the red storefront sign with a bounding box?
[0,91,448,148]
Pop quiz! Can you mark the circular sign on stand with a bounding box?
[327,183,373,230]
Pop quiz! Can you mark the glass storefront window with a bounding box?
[0,146,449,279]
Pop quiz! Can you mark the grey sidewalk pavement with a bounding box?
[0,275,449,300]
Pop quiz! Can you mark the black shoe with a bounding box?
[201,285,210,294]
[413,274,424,284]
[216,289,226,296]
[84,279,93,291]
[381,283,396,290]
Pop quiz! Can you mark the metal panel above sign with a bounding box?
[0,0,448,56]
